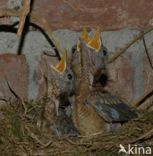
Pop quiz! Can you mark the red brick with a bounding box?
[0,54,28,102]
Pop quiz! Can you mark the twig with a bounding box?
[0,8,61,59]
[142,32,153,70]
[31,13,62,59]
[78,131,103,138]
[21,99,27,115]
[25,126,52,148]
[146,102,153,110]
[45,150,74,156]
[17,0,31,37]
[133,88,153,107]
[5,76,28,114]
[124,128,153,144]
[65,138,92,147]
[107,26,153,63]
[0,8,21,17]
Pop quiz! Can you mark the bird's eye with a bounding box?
[103,50,107,56]
[103,47,108,56]
[67,73,73,80]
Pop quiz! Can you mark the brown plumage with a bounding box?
[70,31,108,136]
[40,51,78,137]
[70,29,137,136]
[71,78,106,136]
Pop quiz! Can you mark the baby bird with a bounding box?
[71,28,137,136]
[41,50,78,137]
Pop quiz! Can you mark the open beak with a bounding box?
[92,70,108,87]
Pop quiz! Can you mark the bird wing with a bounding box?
[86,91,137,123]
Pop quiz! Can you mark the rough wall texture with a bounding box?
[0,29,153,111]
[1,0,153,30]
[29,0,153,30]
[0,54,28,102]
[0,0,6,8]
[0,31,52,101]
[0,0,7,24]
[0,0,153,110]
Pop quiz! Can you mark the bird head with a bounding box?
[71,28,108,87]
[46,49,75,95]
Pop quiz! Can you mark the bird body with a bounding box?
[70,29,109,136]
[40,51,78,137]
[70,28,137,136]
[72,80,106,136]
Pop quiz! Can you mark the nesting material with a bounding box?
[0,97,153,155]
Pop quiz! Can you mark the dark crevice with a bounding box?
[93,73,108,87]
[6,79,19,99]
[99,73,108,87]
[17,16,30,55]
[0,24,18,33]
[0,21,61,59]
[142,34,153,70]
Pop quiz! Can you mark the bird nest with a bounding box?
[0,99,153,156]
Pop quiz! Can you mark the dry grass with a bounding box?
[0,99,153,156]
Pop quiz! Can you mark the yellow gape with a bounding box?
[77,28,102,53]
[87,28,102,52]
[81,28,90,43]
[54,51,66,74]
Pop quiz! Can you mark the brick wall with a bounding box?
[0,0,153,30]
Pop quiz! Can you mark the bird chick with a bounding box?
[70,28,137,136]
[40,50,78,137]
[70,28,109,136]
